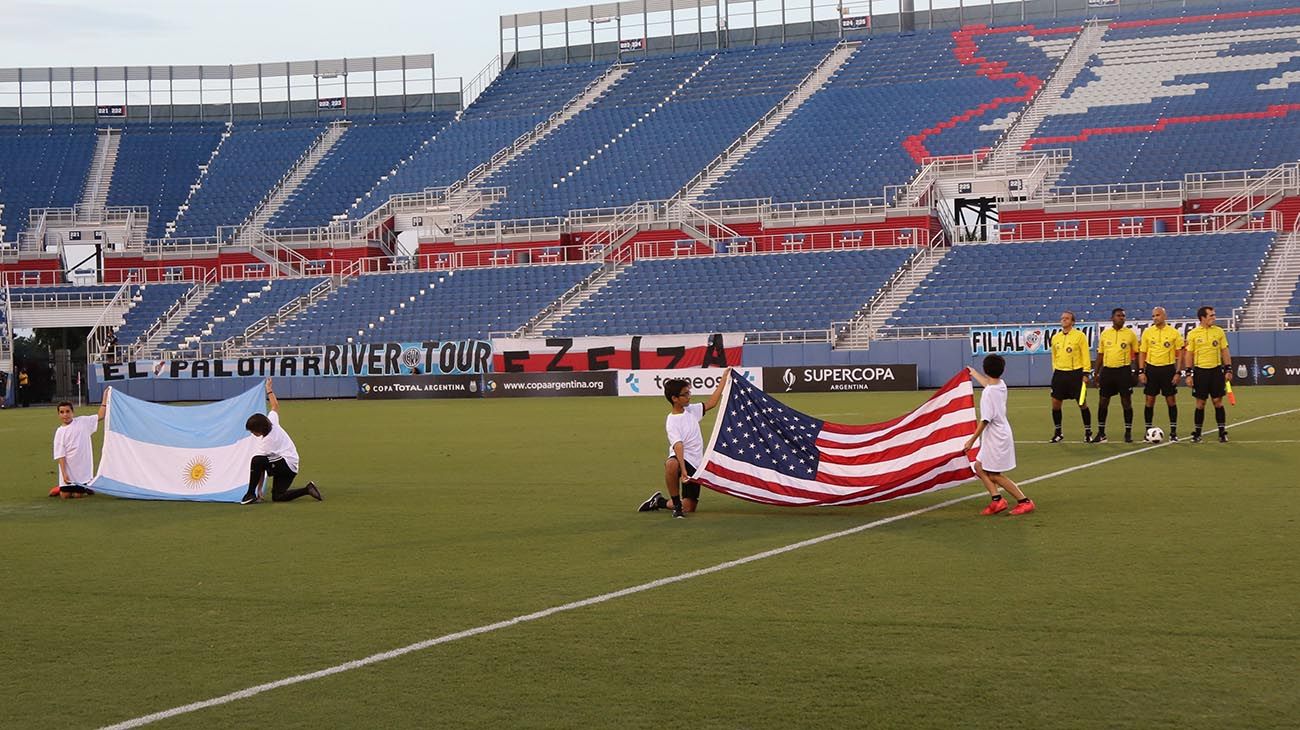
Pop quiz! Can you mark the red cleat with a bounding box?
[1008,500,1036,516]
[980,498,1010,516]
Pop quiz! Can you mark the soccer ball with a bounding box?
[1146,427,1165,443]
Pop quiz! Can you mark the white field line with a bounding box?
[99,408,1300,730]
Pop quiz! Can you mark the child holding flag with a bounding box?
[965,356,1035,516]
[242,379,322,504]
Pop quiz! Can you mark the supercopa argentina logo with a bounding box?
[485,379,498,392]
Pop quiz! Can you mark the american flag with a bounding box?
[694,370,979,506]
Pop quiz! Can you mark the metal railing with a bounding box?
[1236,211,1300,330]
[1211,162,1300,218]
[447,62,631,204]
[0,282,12,369]
[669,40,855,205]
[513,252,630,336]
[993,210,1281,243]
[126,268,217,358]
[221,276,338,357]
[631,226,924,260]
[230,120,350,242]
[85,276,135,364]
[1186,161,1300,200]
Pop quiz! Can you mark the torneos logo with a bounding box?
[783,369,797,391]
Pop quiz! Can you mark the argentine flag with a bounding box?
[92,386,266,502]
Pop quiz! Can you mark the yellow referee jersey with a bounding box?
[1050,328,1090,371]
[1099,327,1139,368]
[1186,325,1228,369]
[1139,324,1184,367]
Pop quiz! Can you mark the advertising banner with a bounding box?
[483,371,618,398]
[762,365,919,393]
[492,334,742,373]
[356,375,481,399]
[99,340,493,381]
[1245,356,1300,385]
[617,367,764,397]
[969,320,1197,357]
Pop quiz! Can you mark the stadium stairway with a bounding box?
[1239,221,1300,328]
[235,121,350,244]
[981,19,1109,171]
[679,40,860,205]
[134,277,218,353]
[164,125,233,239]
[79,127,121,217]
[836,241,951,348]
[442,62,634,226]
[518,260,630,337]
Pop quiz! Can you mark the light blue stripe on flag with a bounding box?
[108,386,265,448]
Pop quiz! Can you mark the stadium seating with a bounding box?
[351,64,609,216]
[108,123,225,239]
[171,120,324,239]
[887,231,1275,327]
[114,282,195,346]
[549,248,913,336]
[0,125,96,241]
[267,113,455,230]
[161,277,328,350]
[255,263,600,345]
[1034,6,1300,186]
[476,42,835,220]
[701,28,1057,204]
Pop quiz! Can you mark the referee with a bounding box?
[1092,307,1138,443]
[1049,311,1093,443]
[1184,305,1232,443]
[1138,306,1185,441]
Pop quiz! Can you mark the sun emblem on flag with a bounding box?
[183,457,213,489]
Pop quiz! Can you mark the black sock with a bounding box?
[1194,408,1205,432]
[656,495,669,509]
[991,494,1003,501]
[1144,405,1154,429]
[1017,497,1031,503]
[1168,405,1178,430]
[671,495,682,510]
[1215,406,1226,430]
[1052,409,1062,431]
[1097,401,1109,430]
[1122,406,1133,431]
[1081,407,1092,430]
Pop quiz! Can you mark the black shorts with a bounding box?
[1143,364,1178,397]
[1192,367,1227,400]
[1051,369,1085,402]
[1099,366,1135,398]
[668,457,702,501]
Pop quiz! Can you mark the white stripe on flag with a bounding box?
[98,431,259,497]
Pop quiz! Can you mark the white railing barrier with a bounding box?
[127,268,217,358]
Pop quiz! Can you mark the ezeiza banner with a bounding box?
[617,367,764,397]
[492,333,743,373]
[970,320,1198,356]
[100,340,493,381]
[763,365,918,392]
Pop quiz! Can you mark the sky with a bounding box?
[0,0,555,88]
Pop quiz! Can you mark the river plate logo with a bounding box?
[184,457,213,490]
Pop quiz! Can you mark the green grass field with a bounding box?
[2,386,1298,729]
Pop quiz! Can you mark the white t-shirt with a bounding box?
[665,403,705,467]
[257,411,300,472]
[53,415,99,486]
[976,381,1015,473]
